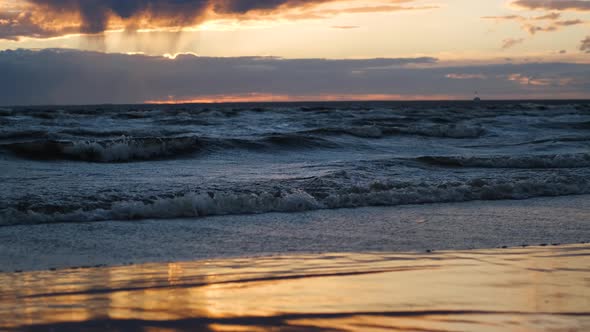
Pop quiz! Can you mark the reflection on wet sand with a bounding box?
[0,244,589,331]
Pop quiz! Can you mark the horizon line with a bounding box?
[3,98,590,108]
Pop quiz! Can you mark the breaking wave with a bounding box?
[0,134,336,162]
[2,173,588,226]
[1,137,207,162]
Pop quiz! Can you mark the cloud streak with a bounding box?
[331,25,360,29]
[483,10,586,36]
[502,38,524,49]
[484,3,588,49]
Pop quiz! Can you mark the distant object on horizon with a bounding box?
[473,91,481,102]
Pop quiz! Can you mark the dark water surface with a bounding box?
[1,100,589,225]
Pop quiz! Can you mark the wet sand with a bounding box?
[1,244,589,331]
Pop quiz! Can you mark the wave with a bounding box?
[397,123,486,138]
[258,134,337,149]
[305,123,485,139]
[464,136,590,149]
[1,137,207,162]
[305,126,385,138]
[533,121,590,130]
[2,173,588,226]
[0,190,321,226]
[0,134,337,162]
[58,128,195,138]
[416,153,590,169]
[0,130,50,141]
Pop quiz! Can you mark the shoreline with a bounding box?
[5,242,586,274]
[1,194,589,273]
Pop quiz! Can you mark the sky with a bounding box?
[0,0,589,104]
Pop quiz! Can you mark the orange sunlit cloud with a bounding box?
[145,92,457,104]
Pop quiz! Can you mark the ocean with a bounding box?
[1,100,589,226]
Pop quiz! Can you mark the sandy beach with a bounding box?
[1,243,589,331]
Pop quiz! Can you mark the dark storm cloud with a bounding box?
[25,0,335,33]
[213,0,329,13]
[0,0,425,40]
[0,49,589,105]
[29,0,211,33]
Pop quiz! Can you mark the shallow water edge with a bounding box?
[1,195,589,272]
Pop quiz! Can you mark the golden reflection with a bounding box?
[0,245,589,331]
[167,263,185,285]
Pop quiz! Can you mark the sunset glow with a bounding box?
[1,0,589,59]
[145,93,459,103]
[1,0,589,103]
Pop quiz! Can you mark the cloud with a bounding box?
[445,73,487,80]
[533,12,561,20]
[28,0,211,34]
[523,24,557,34]
[1,48,589,105]
[0,0,432,40]
[507,73,574,86]
[482,13,562,21]
[512,0,590,11]
[523,19,585,34]
[502,38,525,49]
[482,11,584,39]
[581,36,590,52]
[481,15,525,21]
[555,19,586,25]
[331,25,359,29]
[0,10,78,40]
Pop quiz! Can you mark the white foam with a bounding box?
[0,190,321,225]
[322,175,589,208]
